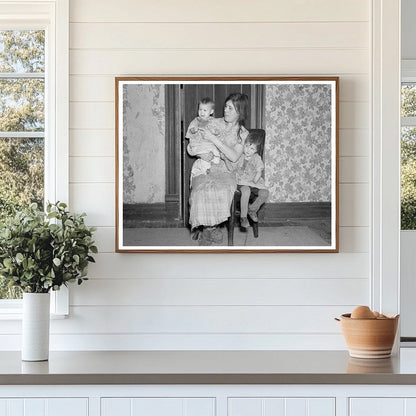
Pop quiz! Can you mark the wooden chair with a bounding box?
[227,129,266,246]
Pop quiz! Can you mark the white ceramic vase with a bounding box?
[22,292,50,361]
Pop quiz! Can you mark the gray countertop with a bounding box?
[1,349,416,385]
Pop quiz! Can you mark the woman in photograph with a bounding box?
[189,92,249,245]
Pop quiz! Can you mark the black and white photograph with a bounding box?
[115,77,338,252]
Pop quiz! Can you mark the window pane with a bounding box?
[0,30,45,73]
[0,137,43,299]
[0,30,45,301]
[401,127,416,230]
[0,137,44,219]
[402,83,416,117]
[0,78,44,132]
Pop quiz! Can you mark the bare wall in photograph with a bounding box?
[123,84,166,204]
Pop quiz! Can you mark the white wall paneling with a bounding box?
[70,278,368,306]
[44,0,397,350]
[70,49,368,76]
[69,129,114,157]
[69,157,114,183]
[70,22,368,50]
[339,129,370,158]
[69,0,369,23]
[84,253,370,279]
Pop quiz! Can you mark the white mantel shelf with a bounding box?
[1,349,416,385]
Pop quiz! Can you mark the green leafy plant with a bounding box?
[0,202,97,293]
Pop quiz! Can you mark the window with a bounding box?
[0,0,69,314]
[401,66,416,230]
[0,29,45,300]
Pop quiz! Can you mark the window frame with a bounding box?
[402,61,416,126]
[0,0,69,316]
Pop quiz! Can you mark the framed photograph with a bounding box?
[115,77,338,253]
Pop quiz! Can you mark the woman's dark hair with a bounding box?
[224,93,249,126]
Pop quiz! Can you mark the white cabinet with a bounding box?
[101,398,215,416]
[4,385,416,416]
[349,398,416,416]
[228,397,335,416]
[0,398,88,416]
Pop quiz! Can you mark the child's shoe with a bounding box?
[240,217,250,228]
[248,210,258,222]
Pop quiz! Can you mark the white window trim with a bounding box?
[0,0,69,317]
[371,0,401,322]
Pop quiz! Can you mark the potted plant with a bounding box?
[0,202,97,361]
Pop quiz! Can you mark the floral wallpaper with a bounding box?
[264,84,332,202]
[123,84,165,204]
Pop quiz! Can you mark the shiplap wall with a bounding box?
[55,0,371,350]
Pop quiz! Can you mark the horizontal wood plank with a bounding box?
[69,183,114,226]
[339,183,369,227]
[70,277,368,306]
[70,0,369,23]
[70,22,368,50]
[339,227,369,253]
[70,129,115,157]
[49,305,356,334]
[70,49,368,76]
[339,129,369,157]
[86,252,369,279]
[70,156,115,183]
[339,157,369,183]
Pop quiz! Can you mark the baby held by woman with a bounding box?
[186,97,221,180]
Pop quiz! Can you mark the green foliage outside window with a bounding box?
[0,30,45,299]
[401,84,416,230]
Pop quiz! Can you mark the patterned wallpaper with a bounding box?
[123,84,165,204]
[264,84,332,203]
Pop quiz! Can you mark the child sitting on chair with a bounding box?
[229,132,269,228]
[186,97,221,180]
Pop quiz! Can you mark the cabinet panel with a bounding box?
[101,398,215,416]
[47,398,88,416]
[24,400,45,416]
[228,398,335,416]
[405,398,416,414]
[101,398,131,416]
[349,398,405,416]
[0,398,87,416]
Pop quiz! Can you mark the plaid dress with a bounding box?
[189,119,241,229]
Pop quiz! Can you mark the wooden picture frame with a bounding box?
[115,77,339,253]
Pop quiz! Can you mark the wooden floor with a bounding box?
[123,219,332,247]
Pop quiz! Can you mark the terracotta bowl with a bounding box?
[337,313,399,359]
